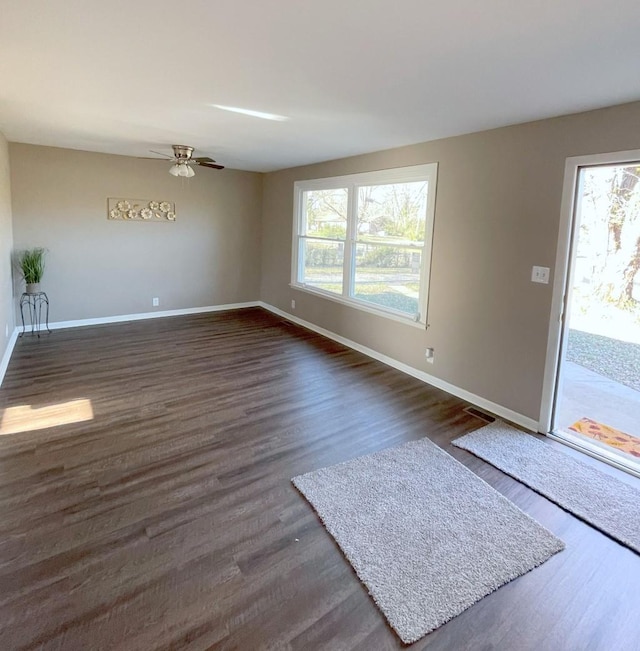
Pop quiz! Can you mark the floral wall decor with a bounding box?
[107,198,176,222]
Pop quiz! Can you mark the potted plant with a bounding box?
[17,248,46,294]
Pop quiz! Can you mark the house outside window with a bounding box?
[291,164,438,326]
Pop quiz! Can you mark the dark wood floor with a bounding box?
[0,308,638,651]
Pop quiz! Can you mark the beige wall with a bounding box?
[0,132,15,362]
[261,101,640,424]
[10,145,263,321]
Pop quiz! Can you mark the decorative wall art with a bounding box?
[107,198,176,222]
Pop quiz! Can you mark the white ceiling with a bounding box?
[1,0,640,172]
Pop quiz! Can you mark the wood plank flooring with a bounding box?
[0,308,638,650]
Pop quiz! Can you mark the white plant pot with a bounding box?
[25,283,41,294]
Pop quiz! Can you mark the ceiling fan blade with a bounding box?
[192,157,217,164]
[148,149,175,159]
[195,161,225,170]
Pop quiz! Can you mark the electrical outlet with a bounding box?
[425,347,435,364]
[291,299,296,309]
[531,266,550,284]
[152,297,159,307]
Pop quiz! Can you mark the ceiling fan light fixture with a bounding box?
[161,145,221,176]
[169,162,195,178]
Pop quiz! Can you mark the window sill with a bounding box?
[289,283,427,330]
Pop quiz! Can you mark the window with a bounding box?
[292,164,437,325]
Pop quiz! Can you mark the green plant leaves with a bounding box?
[17,248,46,283]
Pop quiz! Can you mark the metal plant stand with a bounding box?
[19,292,52,337]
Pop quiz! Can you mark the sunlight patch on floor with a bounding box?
[0,399,94,435]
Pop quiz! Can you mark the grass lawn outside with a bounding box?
[303,267,420,315]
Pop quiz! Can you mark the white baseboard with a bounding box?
[0,327,19,387]
[258,302,539,432]
[48,301,261,331]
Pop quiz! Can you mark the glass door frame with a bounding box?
[539,148,640,477]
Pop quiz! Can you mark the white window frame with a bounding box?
[291,164,438,328]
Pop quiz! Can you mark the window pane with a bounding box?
[303,188,348,239]
[357,181,427,245]
[301,238,344,294]
[354,243,422,316]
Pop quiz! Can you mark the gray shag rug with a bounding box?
[292,438,564,644]
[453,421,640,554]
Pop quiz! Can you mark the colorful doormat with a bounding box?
[569,418,640,458]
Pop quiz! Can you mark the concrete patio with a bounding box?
[556,361,640,470]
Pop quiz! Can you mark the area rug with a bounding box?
[292,438,564,643]
[453,422,640,554]
[568,417,640,458]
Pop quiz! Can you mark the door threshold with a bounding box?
[549,429,640,479]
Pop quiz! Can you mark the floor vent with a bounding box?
[463,406,496,423]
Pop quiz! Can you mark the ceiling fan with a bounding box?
[148,145,224,177]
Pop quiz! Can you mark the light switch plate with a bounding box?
[531,266,550,284]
